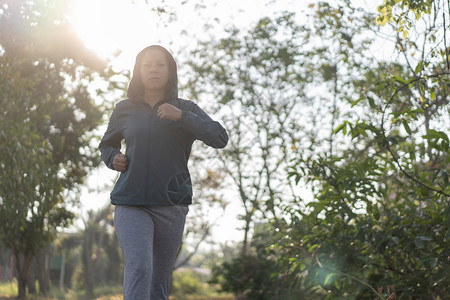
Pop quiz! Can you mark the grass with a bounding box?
[0,280,122,300]
[0,282,234,300]
[0,280,235,300]
[0,280,17,298]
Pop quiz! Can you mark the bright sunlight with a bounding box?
[70,0,160,59]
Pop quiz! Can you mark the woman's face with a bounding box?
[139,48,170,92]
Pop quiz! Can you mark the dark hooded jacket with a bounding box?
[99,46,228,206]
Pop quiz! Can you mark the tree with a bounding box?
[48,205,123,295]
[79,206,119,298]
[300,0,376,155]
[279,0,449,298]
[175,158,228,269]
[185,12,310,254]
[0,0,111,298]
[187,0,449,298]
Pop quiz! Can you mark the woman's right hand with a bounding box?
[113,154,128,172]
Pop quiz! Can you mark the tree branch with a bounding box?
[380,72,450,197]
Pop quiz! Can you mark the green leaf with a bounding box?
[299,262,306,271]
[430,87,436,100]
[442,170,448,186]
[376,82,386,93]
[414,61,423,74]
[394,75,407,84]
[367,96,376,109]
[422,129,449,142]
[333,122,348,135]
[402,119,412,134]
[308,244,319,252]
[334,279,340,289]
[351,97,363,107]
[373,206,381,220]
[324,273,334,285]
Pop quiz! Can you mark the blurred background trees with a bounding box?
[0,0,111,298]
[185,12,308,255]
[186,0,449,298]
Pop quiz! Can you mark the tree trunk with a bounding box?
[83,229,95,299]
[26,260,36,295]
[59,253,65,290]
[242,217,250,255]
[36,245,50,295]
[15,253,33,300]
[9,254,14,281]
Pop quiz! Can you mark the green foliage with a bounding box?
[210,227,325,299]
[193,0,449,299]
[79,207,121,298]
[376,0,449,69]
[170,268,236,300]
[212,254,276,299]
[281,1,450,297]
[171,269,210,297]
[0,279,18,297]
[377,0,434,27]
[283,143,449,297]
[52,206,122,297]
[0,280,123,300]
[0,53,75,256]
[0,0,112,298]
[185,11,311,254]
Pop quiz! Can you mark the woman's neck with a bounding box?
[143,89,165,107]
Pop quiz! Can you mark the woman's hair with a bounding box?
[127,45,178,101]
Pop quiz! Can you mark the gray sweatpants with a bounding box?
[114,205,188,300]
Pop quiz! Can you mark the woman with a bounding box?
[99,45,228,299]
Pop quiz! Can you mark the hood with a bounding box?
[127,45,178,102]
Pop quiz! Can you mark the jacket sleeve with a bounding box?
[99,104,123,170]
[180,102,228,148]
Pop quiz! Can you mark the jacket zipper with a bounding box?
[145,104,154,203]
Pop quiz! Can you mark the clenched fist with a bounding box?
[113,154,128,172]
[157,103,182,121]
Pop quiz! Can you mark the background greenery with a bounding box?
[0,0,448,299]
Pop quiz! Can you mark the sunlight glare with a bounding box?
[71,0,159,59]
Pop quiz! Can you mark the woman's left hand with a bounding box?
[157,103,182,121]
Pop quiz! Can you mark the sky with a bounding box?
[70,0,383,243]
[70,0,314,70]
[70,0,383,69]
